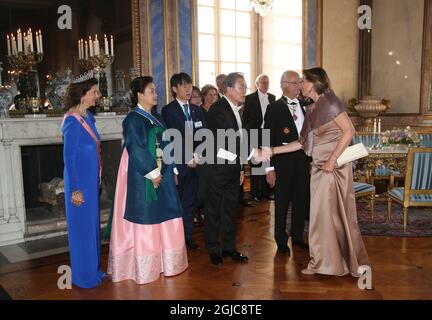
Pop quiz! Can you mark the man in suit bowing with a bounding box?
[243,74,276,203]
[204,72,261,266]
[162,72,206,250]
[264,70,310,256]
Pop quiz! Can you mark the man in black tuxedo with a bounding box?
[264,70,310,255]
[204,72,256,266]
[215,73,226,100]
[162,72,206,250]
[243,74,276,202]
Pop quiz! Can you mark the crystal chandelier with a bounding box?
[250,0,273,17]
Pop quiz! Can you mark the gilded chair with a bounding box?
[352,134,403,188]
[354,182,376,220]
[387,147,432,232]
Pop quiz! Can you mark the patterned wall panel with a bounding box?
[150,0,167,108]
[307,0,317,68]
[178,0,193,78]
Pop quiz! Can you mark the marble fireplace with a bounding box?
[0,115,125,246]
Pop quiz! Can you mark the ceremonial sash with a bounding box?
[62,112,102,186]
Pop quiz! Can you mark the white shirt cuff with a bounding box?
[193,153,201,163]
[173,167,179,175]
[265,167,275,173]
[217,148,238,161]
[247,148,256,161]
[144,168,161,180]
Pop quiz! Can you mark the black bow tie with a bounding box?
[282,96,298,105]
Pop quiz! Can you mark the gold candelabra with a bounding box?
[7,52,43,72]
[79,54,114,71]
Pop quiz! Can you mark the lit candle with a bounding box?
[89,36,93,57]
[94,34,100,56]
[373,118,377,135]
[77,40,81,59]
[104,34,108,55]
[85,40,88,59]
[7,35,11,56]
[12,35,17,55]
[36,31,40,53]
[110,35,114,56]
[39,30,43,53]
[81,40,84,59]
[378,119,381,134]
[29,29,34,52]
[17,29,22,52]
[24,35,28,54]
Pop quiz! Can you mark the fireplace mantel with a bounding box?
[0,114,126,246]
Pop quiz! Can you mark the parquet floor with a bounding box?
[0,200,431,300]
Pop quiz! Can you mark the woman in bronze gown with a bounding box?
[260,67,370,277]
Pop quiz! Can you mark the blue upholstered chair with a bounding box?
[419,132,432,147]
[352,134,376,147]
[387,147,432,232]
[354,182,376,220]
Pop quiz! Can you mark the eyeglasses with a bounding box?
[282,79,303,85]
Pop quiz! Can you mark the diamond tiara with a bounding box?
[71,70,95,84]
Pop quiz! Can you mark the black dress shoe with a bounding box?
[293,241,309,250]
[186,240,200,250]
[209,254,223,266]
[277,246,291,255]
[239,199,256,207]
[265,193,275,200]
[251,196,261,203]
[222,250,248,262]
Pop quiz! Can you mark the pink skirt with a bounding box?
[107,149,188,284]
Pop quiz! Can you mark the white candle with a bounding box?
[104,34,108,55]
[24,35,28,54]
[17,29,22,52]
[39,30,43,53]
[378,119,381,134]
[36,32,40,53]
[110,35,114,56]
[373,118,377,135]
[29,29,34,52]
[89,36,93,57]
[7,35,11,56]
[12,35,17,55]
[85,41,89,59]
[94,35,100,55]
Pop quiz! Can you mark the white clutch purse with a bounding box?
[337,143,369,166]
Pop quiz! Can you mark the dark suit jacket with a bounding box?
[206,97,249,167]
[264,97,308,168]
[161,100,206,164]
[243,90,276,131]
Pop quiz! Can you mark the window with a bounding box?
[262,0,303,97]
[197,0,254,89]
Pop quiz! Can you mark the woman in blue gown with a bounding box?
[62,75,105,288]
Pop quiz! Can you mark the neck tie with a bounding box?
[183,104,192,127]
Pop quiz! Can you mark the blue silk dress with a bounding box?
[62,112,105,288]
